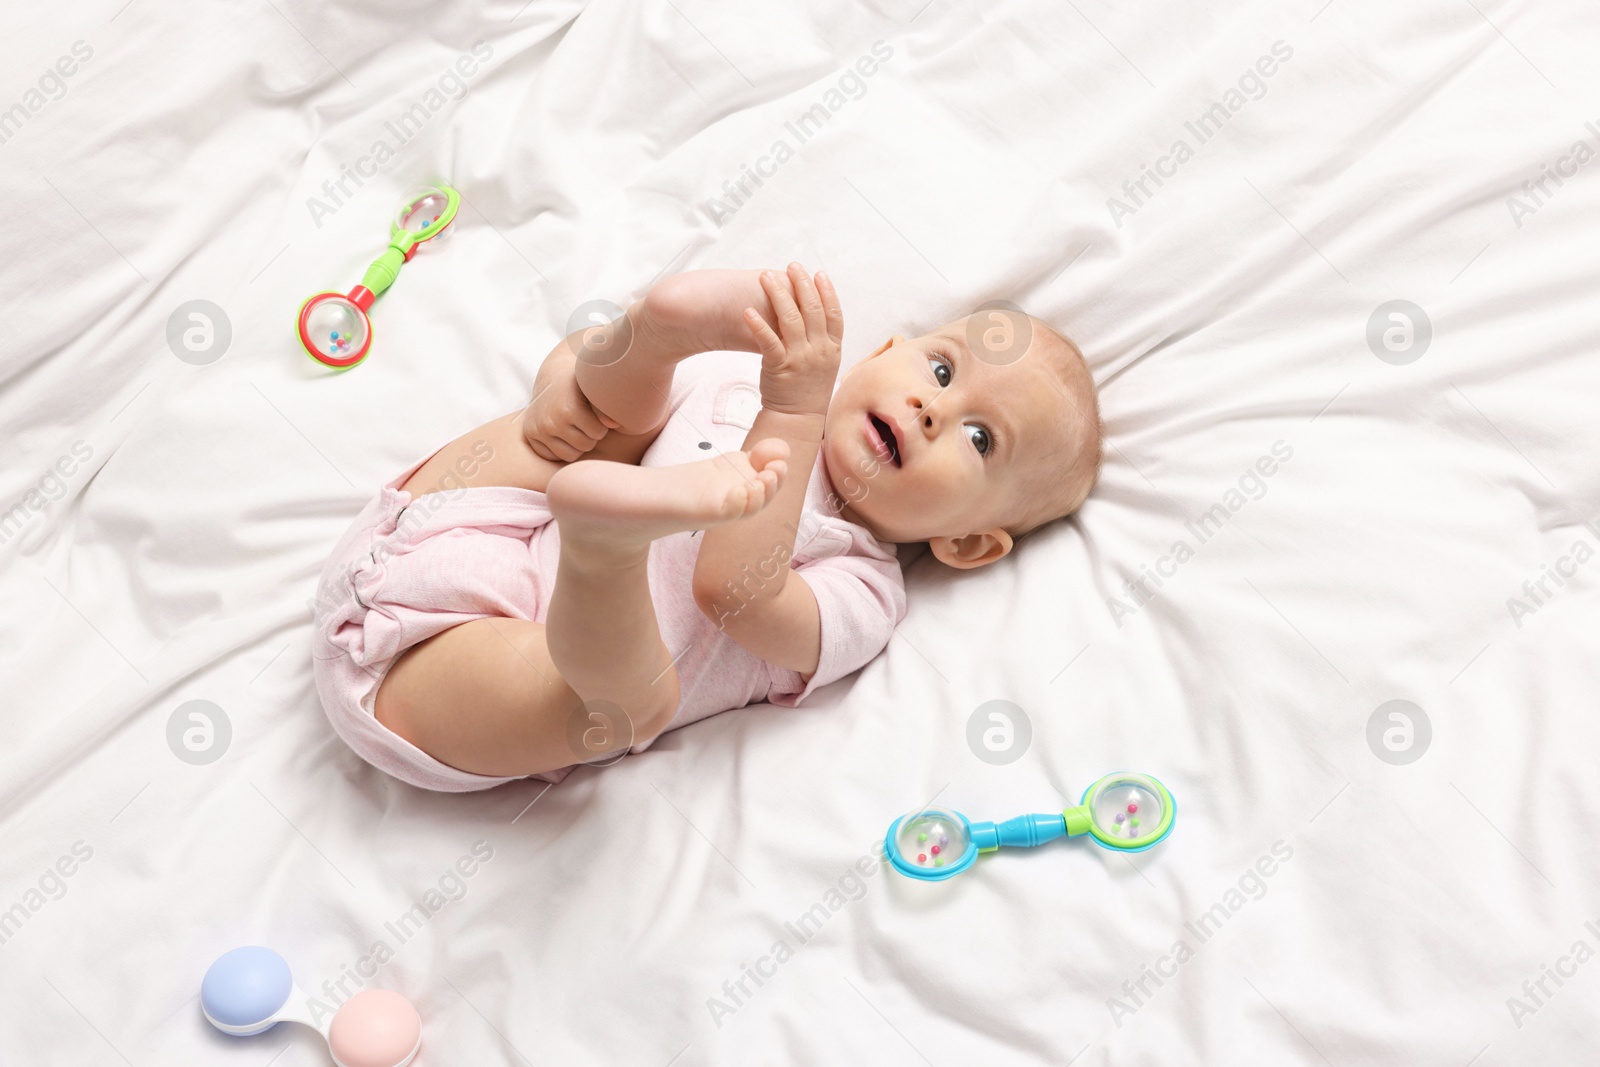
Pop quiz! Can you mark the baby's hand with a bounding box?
[743,264,843,419]
[522,348,619,463]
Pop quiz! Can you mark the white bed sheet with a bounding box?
[3,0,1598,1063]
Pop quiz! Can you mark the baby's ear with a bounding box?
[928,528,1013,569]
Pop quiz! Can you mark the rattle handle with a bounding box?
[360,247,406,299]
[970,813,1068,852]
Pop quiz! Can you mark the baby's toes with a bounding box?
[719,481,752,518]
[747,437,790,471]
[756,466,783,504]
[745,479,771,515]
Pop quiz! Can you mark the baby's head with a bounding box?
[822,308,1101,566]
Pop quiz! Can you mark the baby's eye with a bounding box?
[964,423,991,455]
[929,358,951,387]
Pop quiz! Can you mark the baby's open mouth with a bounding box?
[868,413,902,467]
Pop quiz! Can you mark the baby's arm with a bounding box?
[691,265,843,674]
[523,272,784,462]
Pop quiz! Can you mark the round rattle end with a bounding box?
[201,946,293,1036]
[328,988,422,1067]
[1082,772,1175,852]
[298,293,372,368]
[886,806,976,881]
[394,185,458,241]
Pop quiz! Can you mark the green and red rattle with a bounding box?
[297,185,460,368]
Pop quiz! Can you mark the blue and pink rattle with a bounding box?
[885,771,1176,881]
[201,946,420,1067]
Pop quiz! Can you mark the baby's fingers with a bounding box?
[761,269,806,346]
[743,307,786,364]
[787,263,825,339]
[567,398,609,443]
[816,270,843,345]
[553,422,597,455]
[529,435,574,463]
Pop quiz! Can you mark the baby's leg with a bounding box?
[402,271,774,499]
[374,442,788,778]
[401,411,560,498]
[400,411,658,499]
[375,616,585,776]
[573,270,777,435]
[542,440,788,735]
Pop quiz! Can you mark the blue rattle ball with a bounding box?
[201,946,293,1035]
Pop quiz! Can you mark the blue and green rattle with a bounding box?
[885,771,1176,881]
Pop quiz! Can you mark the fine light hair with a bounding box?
[1008,319,1103,537]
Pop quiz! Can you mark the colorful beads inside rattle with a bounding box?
[1088,775,1167,845]
[303,295,368,363]
[397,187,452,233]
[894,808,970,875]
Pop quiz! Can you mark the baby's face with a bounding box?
[821,316,1071,557]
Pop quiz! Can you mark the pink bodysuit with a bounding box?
[311,353,907,791]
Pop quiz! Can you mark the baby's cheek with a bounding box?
[854,452,884,484]
[922,464,990,530]
[885,470,936,522]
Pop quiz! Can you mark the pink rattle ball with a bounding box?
[327,989,421,1067]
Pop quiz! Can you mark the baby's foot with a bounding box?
[547,439,789,555]
[640,269,780,355]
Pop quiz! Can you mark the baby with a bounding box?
[311,266,1101,790]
